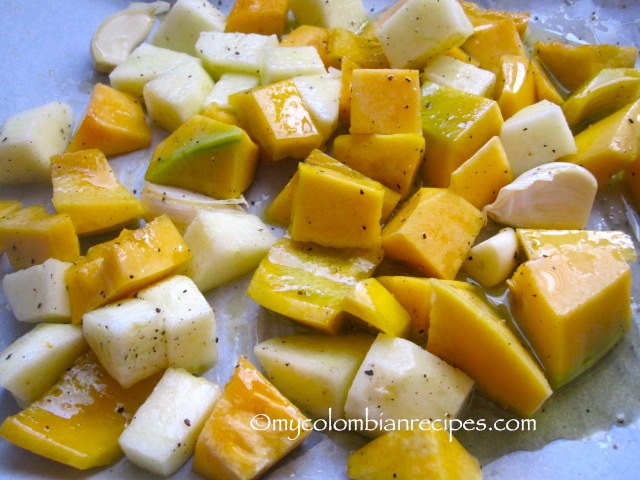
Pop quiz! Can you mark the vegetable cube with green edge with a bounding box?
[2,258,72,323]
[247,238,383,334]
[375,0,474,69]
[427,280,552,417]
[499,99,577,177]
[462,227,519,288]
[143,62,214,132]
[137,275,218,374]
[341,278,411,338]
[289,0,367,32]
[178,208,277,292]
[150,0,226,56]
[109,43,202,101]
[195,31,279,80]
[261,46,326,85]
[291,69,342,141]
[203,72,260,111]
[0,101,73,184]
[344,333,474,437]
[144,115,258,199]
[0,323,87,407]
[82,297,167,389]
[119,368,221,476]
[421,54,497,97]
[254,333,375,419]
[347,427,482,480]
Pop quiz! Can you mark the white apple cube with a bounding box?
[254,333,375,419]
[151,0,226,56]
[2,258,72,323]
[109,43,202,100]
[292,69,342,141]
[0,102,73,184]
[261,46,326,85]
[203,72,260,110]
[143,61,214,131]
[376,0,474,69]
[462,228,518,288]
[421,55,497,97]
[500,100,578,177]
[119,368,220,476]
[137,275,217,374]
[82,298,167,388]
[0,323,87,407]
[289,0,368,32]
[195,31,279,80]
[179,208,277,292]
[344,333,474,437]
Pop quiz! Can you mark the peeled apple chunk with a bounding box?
[484,162,597,229]
[347,427,482,480]
[91,1,170,74]
[508,247,633,389]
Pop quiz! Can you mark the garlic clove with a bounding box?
[483,162,598,229]
[91,2,170,74]
[463,227,519,288]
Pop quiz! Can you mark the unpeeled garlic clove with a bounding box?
[91,2,170,74]
[483,162,597,229]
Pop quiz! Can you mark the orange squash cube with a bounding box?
[495,55,536,119]
[0,200,22,254]
[325,27,390,70]
[193,356,311,480]
[225,0,289,36]
[462,17,527,75]
[67,83,151,156]
[338,56,361,127]
[0,351,159,470]
[460,0,530,36]
[51,149,144,235]
[349,69,422,135]
[281,25,331,68]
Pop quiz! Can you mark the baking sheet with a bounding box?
[1,0,639,478]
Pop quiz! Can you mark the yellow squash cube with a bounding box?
[247,238,383,333]
[461,17,527,74]
[530,57,565,105]
[495,54,536,119]
[448,136,514,209]
[338,56,361,127]
[67,83,151,157]
[342,278,411,338]
[623,155,640,210]
[381,188,485,280]
[420,81,503,187]
[348,427,482,480]
[349,69,422,135]
[508,247,632,389]
[427,280,552,417]
[461,0,530,36]
[145,115,259,199]
[325,27,390,70]
[0,351,159,470]
[51,149,144,235]
[560,99,640,189]
[289,162,385,248]
[193,356,311,480]
[332,133,425,198]
[224,0,289,36]
[0,200,22,255]
[0,205,80,271]
[280,25,331,68]
[232,79,324,162]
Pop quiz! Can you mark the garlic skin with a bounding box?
[483,162,598,229]
[91,2,170,74]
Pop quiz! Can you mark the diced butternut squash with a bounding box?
[420,81,503,187]
[460,0,530,36]
[193,356,311,480]
[534,41,639,92]
[247,238,383,333]
[381,188,485,280]
[332,133,425,198]
[0,205,79,270]
[495,54,536,119]
[289,163,384,249]
[350,69,422,135]
[427,280,552,417]
[0,351,159,470]
[65,214,191,323]
[281,25,331,68]
[338,56,361,127]
[145,115,258,199]
[325,27,390,70]
[559,99,640,189]
[232,79,325,161]
[342,278,411,337]
[622,155,640,210]
[201,101,242,126]
[348,427,482,480]
[67,83,151,156]
[0,200,22,254]
[51,149,144,235]
[448,136,513,210]
[508,247,632,389]
[224,0,289,36]
[530,57,565,105]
